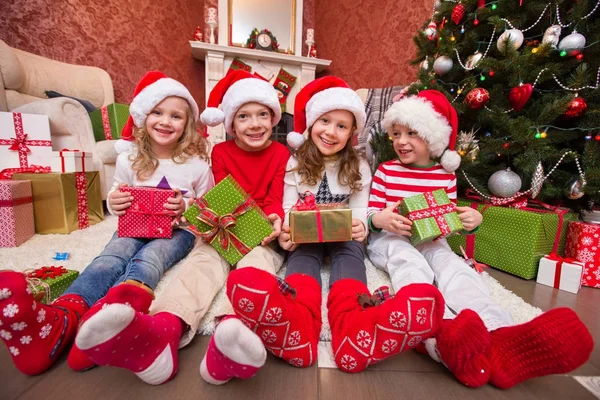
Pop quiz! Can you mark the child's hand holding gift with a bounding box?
[371,200,413,237]
[261,213,282,246]
[456,206,483,232]
[109,183,134,216]
[278,224,298,252]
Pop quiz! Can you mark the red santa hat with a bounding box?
[286,76,365,149]
[116,71,200,153]
[382,89,461,172]
[200,69,281,135]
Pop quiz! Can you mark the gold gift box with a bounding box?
[13,172,104,234]
[290,204,352,243]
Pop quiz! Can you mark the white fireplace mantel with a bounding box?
[190,41,331,145]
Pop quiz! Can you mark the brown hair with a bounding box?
[293,126,363,193]
[129,103,209,181]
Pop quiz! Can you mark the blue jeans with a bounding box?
[64,229,195,307]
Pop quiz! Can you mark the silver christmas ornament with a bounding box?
[558,31,586,56]
[488,168,522,198]
[433,0,442,10]
[542,25,561,48]
[530,161,545,198]
[564,175,586,199]
[433,56,453,75]
[497,29,524,53]
[465,52,483,69]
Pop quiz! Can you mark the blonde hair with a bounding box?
[129,103,209,181]
[293,124,363,194]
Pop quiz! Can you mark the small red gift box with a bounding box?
[117,187,175,238]
[0,180,34,247]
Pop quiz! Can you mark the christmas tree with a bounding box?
[374,0,599,210]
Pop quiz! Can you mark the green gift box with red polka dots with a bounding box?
[26,266,79,304]
[446,200,578,279]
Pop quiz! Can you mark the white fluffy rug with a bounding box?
[0,215,542,339]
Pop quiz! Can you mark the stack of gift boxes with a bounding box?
[0,109,108,248]
[443,197,598,294]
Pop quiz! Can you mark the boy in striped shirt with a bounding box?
[366,90,592,390]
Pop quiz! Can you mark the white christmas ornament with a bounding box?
[433,56,453,75]
[542,25,561,48]
[488,168,522,198]
[558,31,586,56]
[497,29,524,53]
[465,52,483,69]
[420,58,430,71]
[424,21,438,41]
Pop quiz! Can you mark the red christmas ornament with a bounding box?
[465,88,490,109]
[452,3,466,24]
[565,96,588,118]
[508,83,533,112]
[478,0,485,7]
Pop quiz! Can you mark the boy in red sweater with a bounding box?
[74,70,290,385]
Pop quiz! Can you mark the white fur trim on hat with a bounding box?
[129,78,199,128]
[221,78,281,135]
[440,149,461,172]
[286,131,306,148]
[382,97,451,158]
[200,107,225,126]
[305,87,366,132]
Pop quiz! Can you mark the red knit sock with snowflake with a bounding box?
[0,270,87,375]
[488,307,593,389]
[328,280,444,373]
[200,316,267,384]
[76,303,182,385]
[435,309,492,388]
[227,267,322,368]
[66,283,154,372]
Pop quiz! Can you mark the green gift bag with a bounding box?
[398,189,463,246]
[183,175,273,265]
[446,199,578,279]
[89,103,129,142]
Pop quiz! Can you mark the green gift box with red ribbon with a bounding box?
[89,103,129,142]
[182,175,273,265]
[446,199,578,279]
[26,266,79,304]
[398,189,463,246]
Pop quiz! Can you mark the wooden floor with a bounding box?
[2,268,599,400]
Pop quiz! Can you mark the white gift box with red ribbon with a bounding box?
[0,112,52,170]
[50,150,94,173]
[536,253,584,294]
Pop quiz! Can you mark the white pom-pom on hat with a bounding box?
[200,107,225,126]
[286,131,306,148]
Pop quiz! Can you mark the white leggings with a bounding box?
[367,231,513,331]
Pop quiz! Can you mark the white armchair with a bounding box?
[0,39,118,199]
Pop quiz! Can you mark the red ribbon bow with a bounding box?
[194,197,255,256]
[128,190,176,237]
[0,165,51,180]
[8,133,31,152]
[27,266,68,280]
[294,191,324,242]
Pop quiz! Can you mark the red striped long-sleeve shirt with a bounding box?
[367,160,457,218]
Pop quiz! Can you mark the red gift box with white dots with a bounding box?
[565,221,600,288]
[117,187,174,239]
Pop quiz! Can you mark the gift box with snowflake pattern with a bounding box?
[446,199,578,279]
[565,221,600,288]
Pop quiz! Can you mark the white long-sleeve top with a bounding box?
[282,155,372,229]
[107,151,214,216]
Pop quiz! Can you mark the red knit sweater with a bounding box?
[211,140,290,219]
